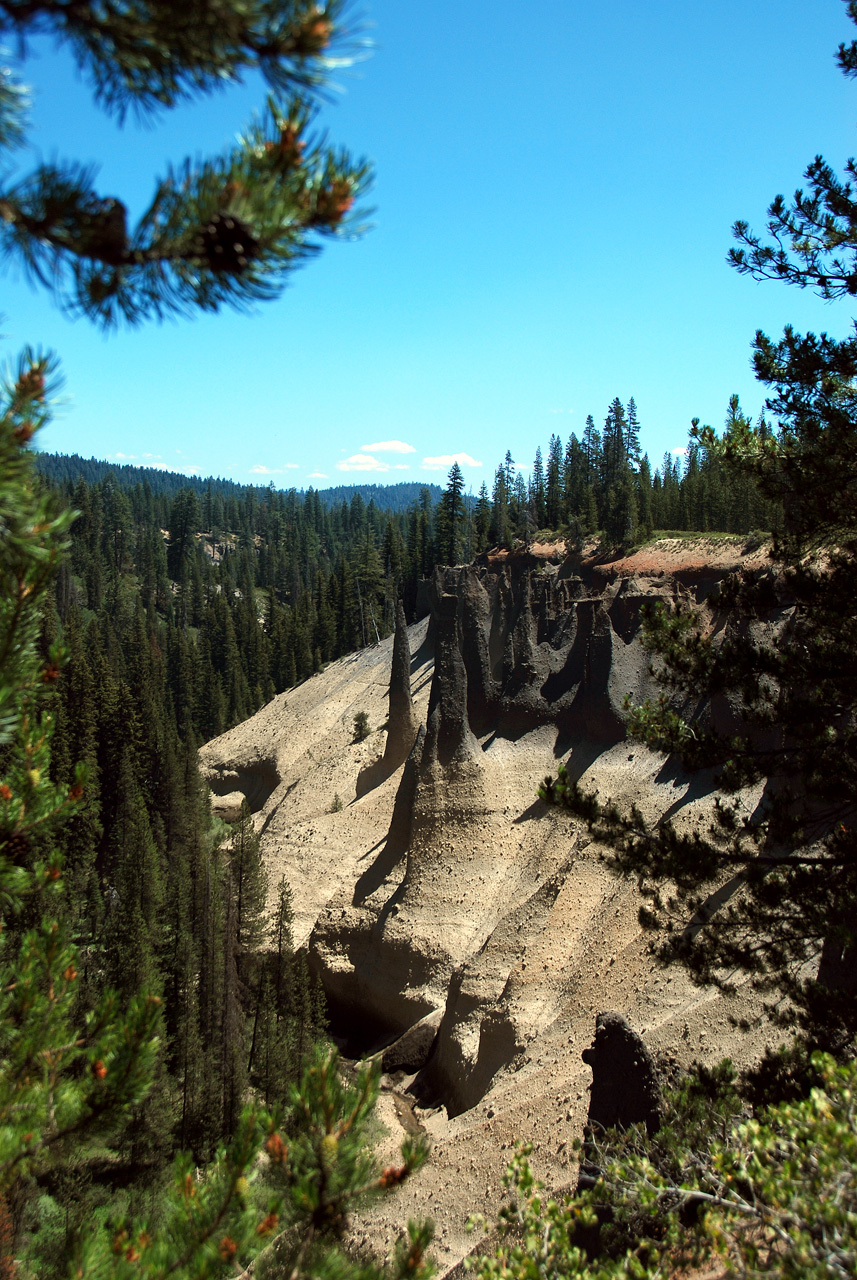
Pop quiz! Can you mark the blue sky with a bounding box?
[4,0,855,491]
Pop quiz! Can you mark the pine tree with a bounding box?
[604,467,637,546]
[625,396,641,470]
[528,446,546,531]
[0,2,371,327]
[562,432,585,524]
[490,466,512,549]
[436,461,466,565]
[473,482,492,552]
[636,453,654,537]
[545,433,563,529]
[541,4,857,1054]
[601,397,628,493]
[0,362,165,1258]
[0,8,434,1274]
[228,801,269,972]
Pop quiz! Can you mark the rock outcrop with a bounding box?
[386,599,420,770]
[381,1009,443,1074]
[581,1010,663,1136]
[356,601,419,797]
[309,546,778,1099]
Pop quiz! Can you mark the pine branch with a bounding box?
[0,94,371,326]
[0,1,366,119]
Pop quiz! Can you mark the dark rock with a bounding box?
[356,601,418,797]
[581,1010,662,1136]
[384,600,419,770]
[381,1009,442,1073]
[426,559,659,742]
[423,594,480,768]
[374,725,424,871]
[202,757,279,815]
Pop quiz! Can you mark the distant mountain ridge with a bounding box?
[34,451,443,514]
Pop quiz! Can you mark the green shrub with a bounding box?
[353,711,370,742]
[471,1053,857,1280]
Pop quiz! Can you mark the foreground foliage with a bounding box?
[473,1054,857,1280]
[0,0,370,326]
[0,6,435,1270]
[0,386,432,1277]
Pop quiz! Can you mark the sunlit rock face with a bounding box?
[201,543,776,1126]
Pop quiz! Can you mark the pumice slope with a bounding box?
[199,537,779,1275]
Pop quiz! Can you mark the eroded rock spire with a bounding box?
[383,599,418,771]
[423,593,480,768]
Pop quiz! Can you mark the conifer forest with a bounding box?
[1,0,856,1278]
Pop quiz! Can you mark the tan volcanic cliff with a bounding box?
[199,537,778,1274]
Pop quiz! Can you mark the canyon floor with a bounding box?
[201,536,779,1276]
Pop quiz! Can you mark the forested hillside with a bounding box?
[476,395,779,550]
[18,394,778,1268]
[41,388,780,738]
[36,452,443,514]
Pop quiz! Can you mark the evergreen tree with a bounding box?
[436,461,466,565]
[490,466,512,548]
[636,453,654,537]
[541,4,857,1054]
[168,487,202,580]
[604,467,637,546]
[228,802,269,971]
[581,414,603,518]
[562,432,585,523]
[545,433,563,529]
[601,396,628,493]
[473,482,492,553]
[625,395,641,469]
[0,8,434,1274]
[528,445,546,530]
[0,2,371,327]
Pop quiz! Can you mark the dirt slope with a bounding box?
[200,538,779,1274]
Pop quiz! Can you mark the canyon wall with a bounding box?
[199,539,777,1273]
[202,541,775,1108]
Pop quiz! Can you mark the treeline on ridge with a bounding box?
[469,394,780,556]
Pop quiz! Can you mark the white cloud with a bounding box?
[248,463,299,475]
[422,452,482,470]
[360,439,415,454]
[671,446,687,456]
[307,471,329,479]
[336,453,391,473]
[111,451,134,459]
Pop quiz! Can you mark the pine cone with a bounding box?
[311,180,354,228]
[16,366,45,401]
[197,214,259,275]
[80,199,128,264]
[267,122,305,170]
[290,8,333,55]
[2,832,30,863]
